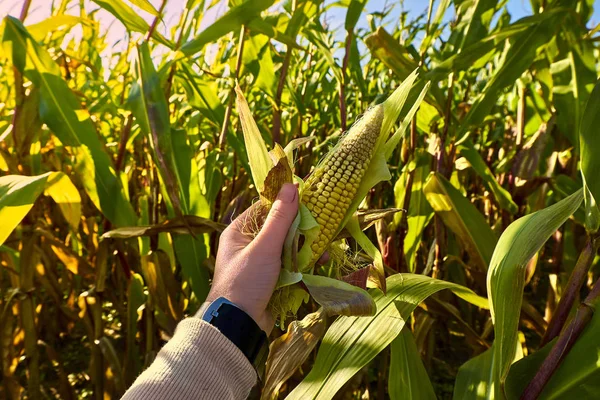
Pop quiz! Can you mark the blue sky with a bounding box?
[0,0,598,66]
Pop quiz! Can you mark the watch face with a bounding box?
[199,297,236,323]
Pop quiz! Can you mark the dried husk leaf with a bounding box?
[261,309,326,400]
[261,144,293,207]
[102,215,226,239]
[335,208,403,239]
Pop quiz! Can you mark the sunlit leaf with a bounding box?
[487,189,583,396]
[0,174,49,246]
[404,160,434,272]
[91,0,171,47]
[235,84,272,193]
[26,15,93,42]
[2,17,136,227]
[579,80,600,232]
[0,172,80,245]
[389,328,436,400]
[459,12,564,135]
[181,0,275,56]
[287,274,487,400]
[43,172,81,232]
[424,172,497,270]
[459,144,518,214]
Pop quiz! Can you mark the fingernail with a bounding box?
[277,183,297,203]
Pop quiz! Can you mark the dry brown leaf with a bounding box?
[102,215,226,239]
[340,265,371,290]
[261,144,293,208]
[261,309,326,400]
[335,208,403,239]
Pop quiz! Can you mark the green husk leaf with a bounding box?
[345,215,386,292]
[235,84,272,194]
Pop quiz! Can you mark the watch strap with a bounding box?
[199,298,269,381]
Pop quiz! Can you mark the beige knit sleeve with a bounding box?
[122,318,257,400]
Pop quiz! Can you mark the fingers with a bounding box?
[254,183,299,253]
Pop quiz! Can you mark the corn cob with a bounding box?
[302,105,384,265]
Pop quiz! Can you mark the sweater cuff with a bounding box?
[123,318,257,400]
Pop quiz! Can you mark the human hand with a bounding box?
[204,183,299,334]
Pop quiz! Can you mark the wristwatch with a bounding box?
[198,297,269,381]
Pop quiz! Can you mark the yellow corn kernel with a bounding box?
[302,105,384,264]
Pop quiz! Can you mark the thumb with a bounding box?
[254,183,299,253]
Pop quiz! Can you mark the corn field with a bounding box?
[1,0,600,398]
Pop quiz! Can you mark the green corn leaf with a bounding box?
[247,18,302,49]
[131,42,183,216]
[123,274,146,386]
[455,0,498,51]
[458,11,564,136]
[287,274,488,400]
[505,302,600,399]
[127,0,159,16]
[2,17,136,227]
[180,0,275,56]
[454,347,496,400]
[0,172,81,246]
[365,29,444,111]
[177,63,226,126]
[419,0,451,55]
[26,15,93,42]
[389,329,436,400]
[365,27,418,81]
[91,0,171,47]
[43,172,82,232]
[303,29,343,85]
[0,174,50,246]
[349,35,367,98]
[131,42,211,300]
[424,172,498,270]
[454,341,523,400]
[404,160,434,272]
[345,0,368,32]
[579,80,600,232]
[426,10,563,83]
[487,189,583,397]
[459,144,518,214]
